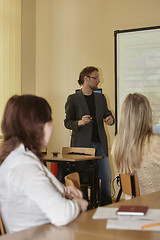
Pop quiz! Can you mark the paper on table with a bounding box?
[142,209,160,220]
[92,207,118,219]
[93,207,160,220]
[106,219,160,231]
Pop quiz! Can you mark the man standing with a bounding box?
[64,66,114,206]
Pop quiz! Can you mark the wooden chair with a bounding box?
[62,147,98,207]
[0,212,5,235]
[65,172,81,190]
[62,147,96,184]
[116,171,140,202]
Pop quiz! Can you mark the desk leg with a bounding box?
[90,160,99,208]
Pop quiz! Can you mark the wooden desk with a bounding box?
[1,191,160,240]
[42,153,102,208]
[42,153,101,163]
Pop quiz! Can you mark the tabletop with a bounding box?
[42,153,102,162]
[1,191,160,240]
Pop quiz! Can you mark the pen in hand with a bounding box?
[78,115,93,127]
[88,117,93,122]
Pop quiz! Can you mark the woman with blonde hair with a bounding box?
[0,94,88,233]
[112,93,160,195]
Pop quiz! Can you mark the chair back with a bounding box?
[62,147,95,156]
[120,171,140,197]
[65,172,81,190]
[0,212,5,235]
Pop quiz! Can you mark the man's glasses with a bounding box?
[87,76,100,80]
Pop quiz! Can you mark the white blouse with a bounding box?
[0,144,80,233]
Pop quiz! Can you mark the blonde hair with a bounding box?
[112,93,153,173]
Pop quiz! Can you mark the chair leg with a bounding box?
[115,186,122,202]
[130,174,136,197]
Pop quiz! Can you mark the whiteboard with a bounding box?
[115,26,160,134]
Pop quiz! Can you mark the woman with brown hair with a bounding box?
[112,93,160,195]
[0,94,88,233]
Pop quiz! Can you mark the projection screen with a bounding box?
[114,26,160,134]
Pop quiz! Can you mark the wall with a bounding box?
[21,0,36,94]
[22,0,160,186]
[0,0,21,132]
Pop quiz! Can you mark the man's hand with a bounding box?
[78,115,92,127]
[104,116,113,126]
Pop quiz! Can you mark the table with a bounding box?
[1,191,160,240]
[42,153,102,208]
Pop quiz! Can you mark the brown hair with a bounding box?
[78,66,98,86]
[0,94,52,164]
[112,93,153,173]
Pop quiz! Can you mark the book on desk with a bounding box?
[116,205,148,216]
